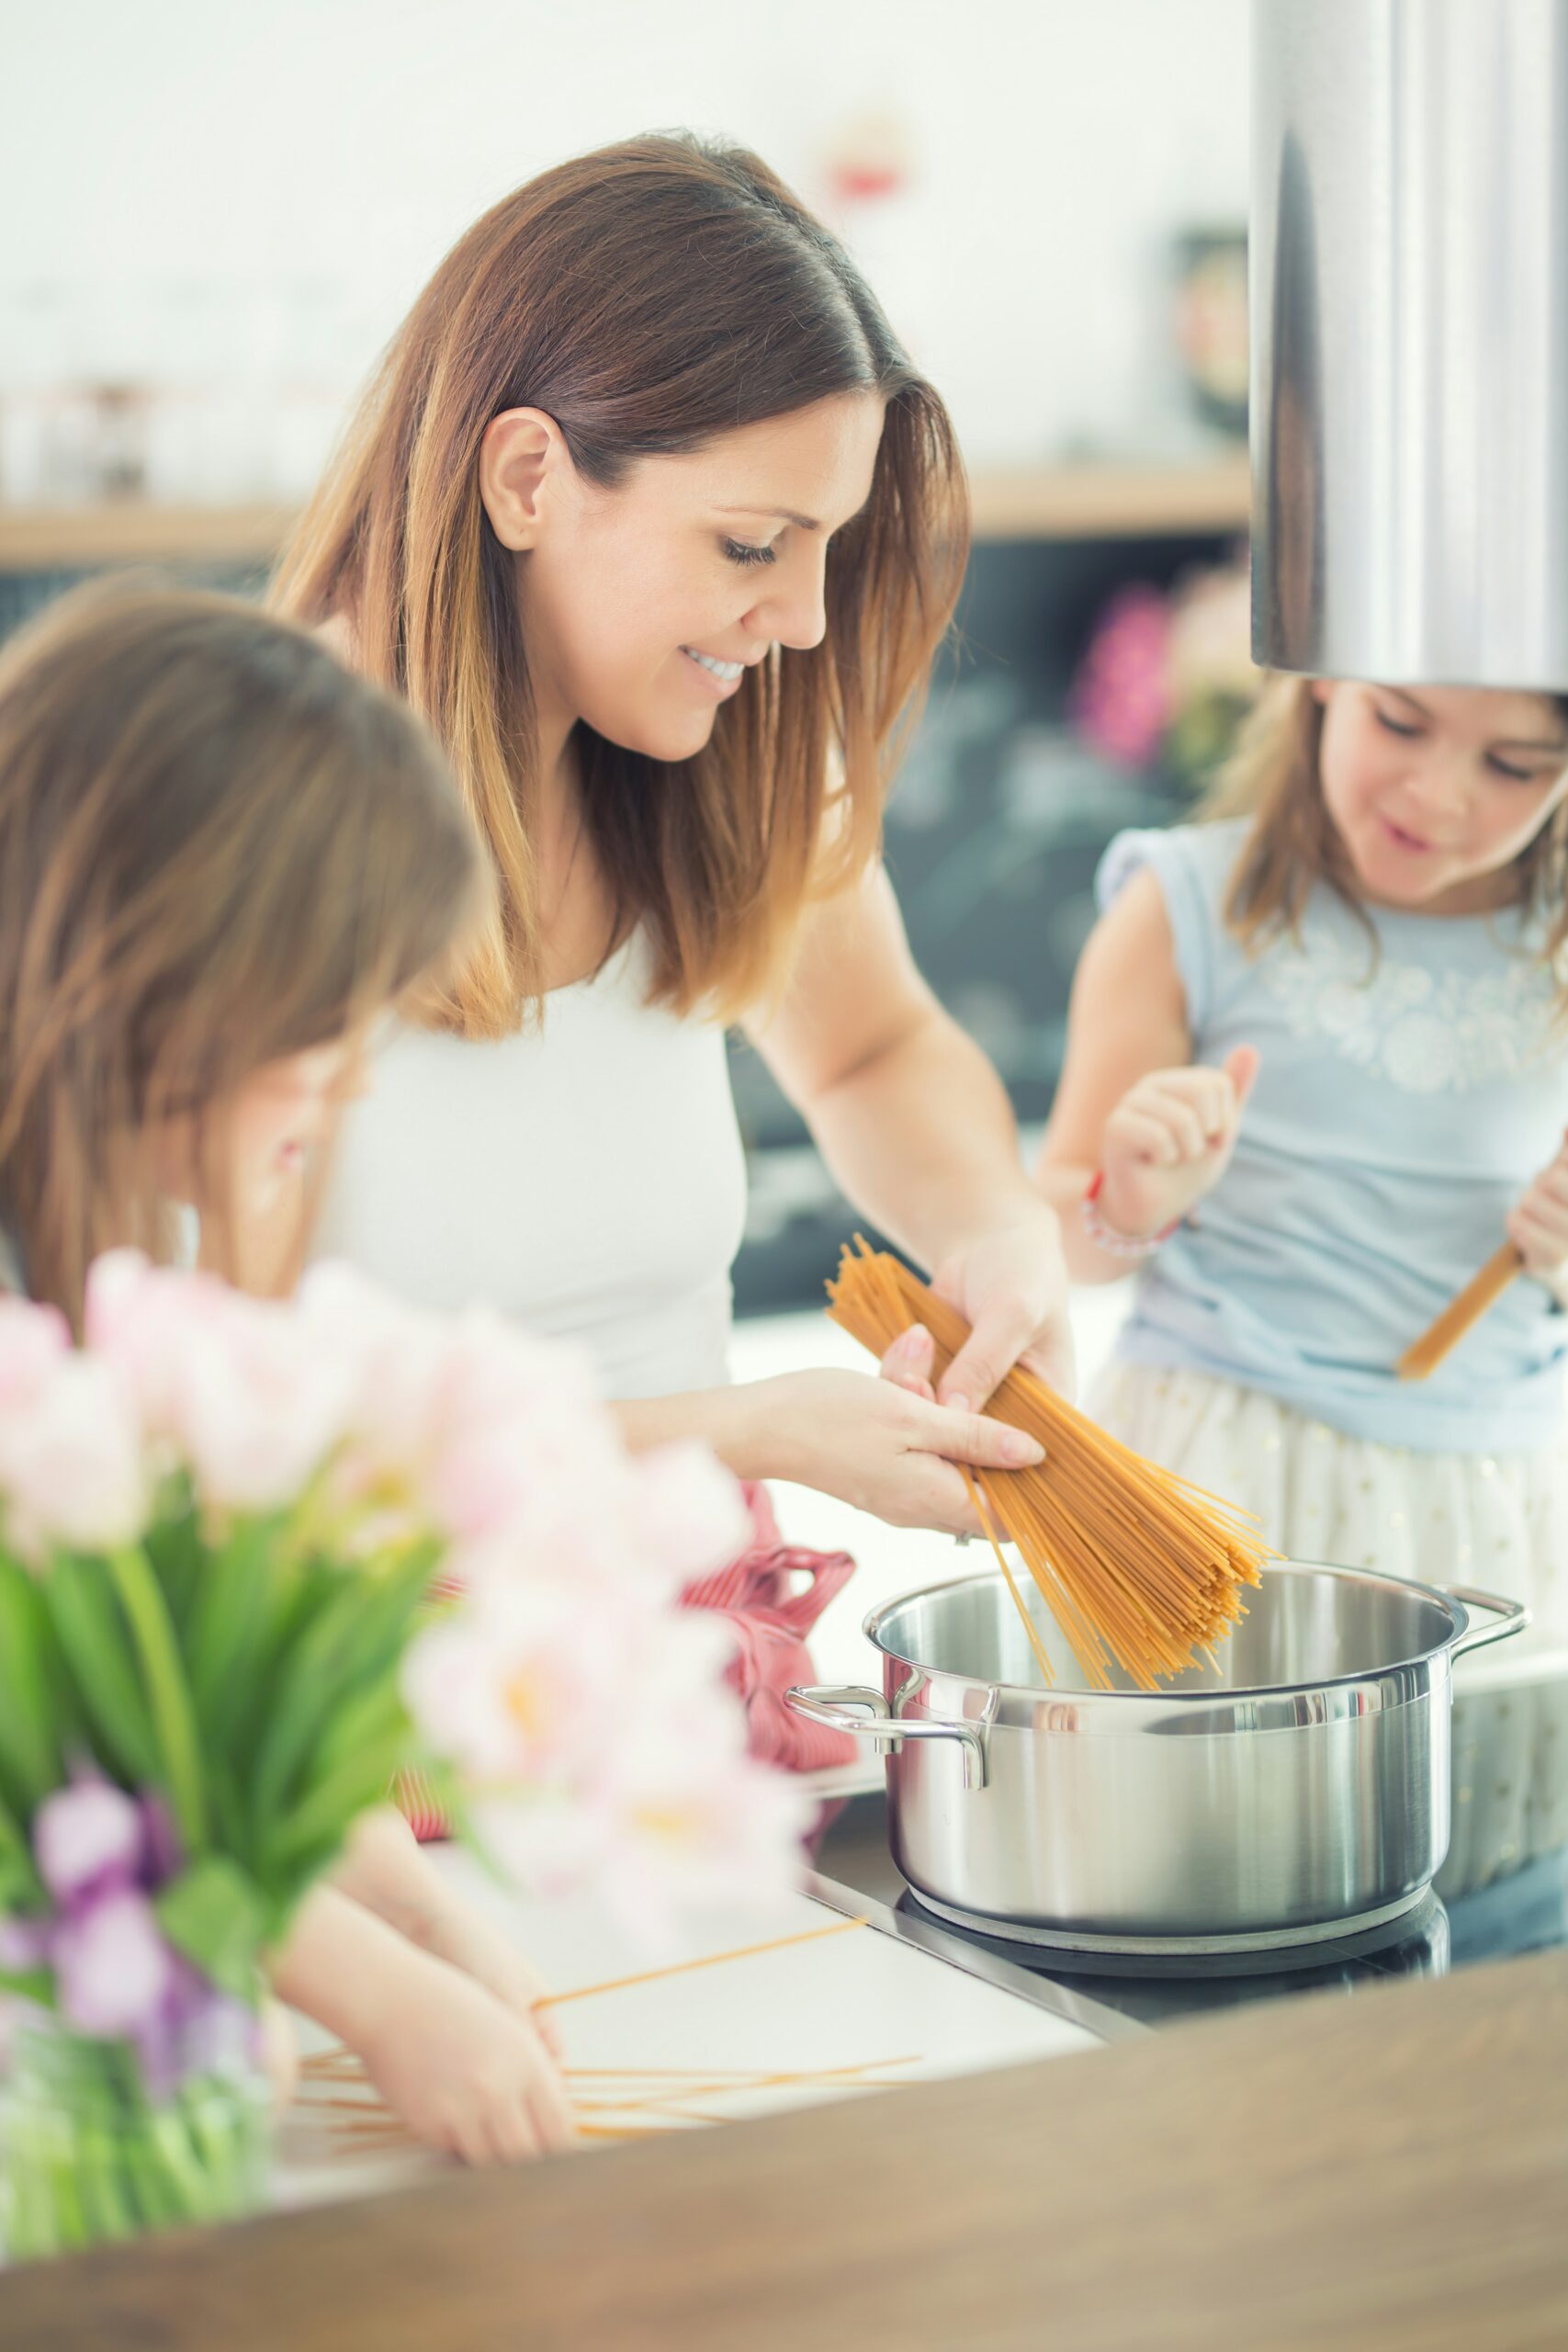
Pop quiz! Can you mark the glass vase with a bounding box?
[1,2018,271,2260]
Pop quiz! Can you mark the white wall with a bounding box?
[1,0,1247,488]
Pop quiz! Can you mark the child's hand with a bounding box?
[1507,1130,1568,1276]
[359,1951,576,2166]
[333,1806,563,2059]
[1099,1046,1260,1242]
[260,1997,299,2110]
[418,1900,564,2062]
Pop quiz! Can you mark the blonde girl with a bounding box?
[1037,673,1568,1886]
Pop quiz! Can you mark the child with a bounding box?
[1035,673,1568,1887]
[0,581,573,2161]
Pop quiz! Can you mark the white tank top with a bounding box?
[316,933,750,1400]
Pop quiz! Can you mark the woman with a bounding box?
[273,133,1071,1555]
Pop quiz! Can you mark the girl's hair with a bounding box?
[270,132,968,1039]
[1205,674,1568,990]
[0,580,483,1324]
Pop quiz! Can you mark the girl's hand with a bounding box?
[260,1998,299,2111]
[359,1951,575,2166]
[929,1207,1077,1407]
[1507,1130,1568,1276]
[417,1901,563,2063]
[755,1368,1044,1536]
[1099,1045,1260,1242]
[332,1807,565,2062]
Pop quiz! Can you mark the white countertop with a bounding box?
[281,1849,1104,2210]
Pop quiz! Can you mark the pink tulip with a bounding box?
[0,1296,72,1406]
[171,1303,359,1511]
[303,1269,624,1556]
[88,1254,357,1511]
[403,1575,626,1787]
[82,1250,202,1434]
[467,1606,810,1937]
[564,1737,812,1944]
[628,1442,753,1589]
[0,1354,147,1560]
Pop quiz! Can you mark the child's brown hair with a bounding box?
[0,580,483,1323]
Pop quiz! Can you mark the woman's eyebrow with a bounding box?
[717,503,821,530]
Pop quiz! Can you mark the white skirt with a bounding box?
[1090,1359,1568,1894]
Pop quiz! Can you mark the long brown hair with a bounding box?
[0,581,482,1324]
[271,133,968,1039]
[1206,675,1568,997]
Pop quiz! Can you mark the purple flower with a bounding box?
[52,1889,175,2041]
[34,1779,145,1909]
[0,1915,51,1971]
[137,1792,183,1890]
[132,1953,256,2103]
[14,1773,247,2100]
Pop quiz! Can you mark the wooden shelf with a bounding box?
[967,455,1251,539]
[0,461,1253,571]
[0,503,296,569]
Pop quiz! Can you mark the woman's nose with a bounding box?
[750,546,828,652]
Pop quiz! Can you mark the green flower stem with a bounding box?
[106,1543,207,1852]
[46,2148,88,2248]
[80,2125,135,2243]
[3,2048,269,2256]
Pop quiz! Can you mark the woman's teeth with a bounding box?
[682,648,743,682]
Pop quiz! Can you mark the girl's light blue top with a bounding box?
[1100,820,1568,1453]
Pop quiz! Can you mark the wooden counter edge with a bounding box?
[4,1947,1565,2352]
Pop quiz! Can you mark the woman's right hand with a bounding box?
[749,1368,1043,1535]
[358,1951,576,2167]
[1098,1045,1259,1242]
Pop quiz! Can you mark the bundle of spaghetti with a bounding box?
[299,2044,919,2150]
[827,1238,1275,1691]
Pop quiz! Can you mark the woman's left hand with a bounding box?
[1507,1131,1568,1277]
[923,1210,1077,1408]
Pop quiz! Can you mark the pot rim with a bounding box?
[863,1557,1469,1705]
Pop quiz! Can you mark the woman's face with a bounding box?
[1315,681,1568,913]
[494,390,886,763]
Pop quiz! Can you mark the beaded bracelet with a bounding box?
[1081,1170,1180,1260]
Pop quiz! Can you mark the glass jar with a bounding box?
[1,2016,271,2260]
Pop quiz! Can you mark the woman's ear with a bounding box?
[1309,677,1332,708]
[479,408,570,551]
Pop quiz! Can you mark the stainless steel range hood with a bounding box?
[1250,0,1568,689]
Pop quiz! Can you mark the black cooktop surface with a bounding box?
[811,1791,1568,2030]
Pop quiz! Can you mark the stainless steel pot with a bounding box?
[788,1563,1528,1960]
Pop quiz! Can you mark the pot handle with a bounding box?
[784,1684,990,1792]
[1443,1585,1532,1659]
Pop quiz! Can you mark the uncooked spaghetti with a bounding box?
[827,1238,1274,1691]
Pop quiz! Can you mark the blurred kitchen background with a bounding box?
[0,0,1261,1311]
